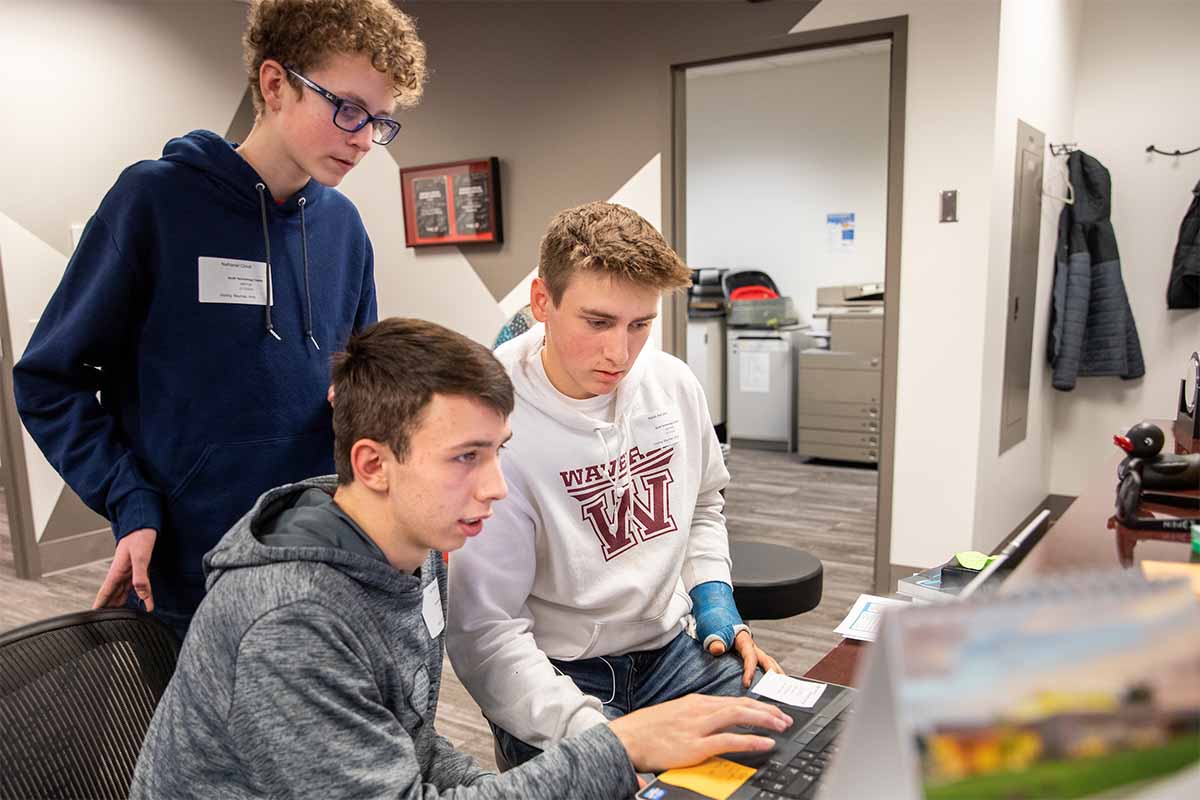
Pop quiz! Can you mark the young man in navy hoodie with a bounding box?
[132,318,791,798]
[12,0,426,639]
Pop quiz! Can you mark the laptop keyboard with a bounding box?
[747,718,844,799]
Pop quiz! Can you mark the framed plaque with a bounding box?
[399,158,503,247]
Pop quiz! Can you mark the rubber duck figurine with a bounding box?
[1113,421,1165,458]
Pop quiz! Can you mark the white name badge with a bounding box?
[198,256,274,306]
[632,409,682,451]
[422,576,445,639]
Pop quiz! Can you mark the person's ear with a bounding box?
[350,439,390,491]
[259,59,294,114]
[530,277,553,323]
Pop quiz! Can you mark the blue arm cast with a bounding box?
[689,580,748,652]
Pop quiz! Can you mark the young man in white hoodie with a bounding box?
[447,201,784,767]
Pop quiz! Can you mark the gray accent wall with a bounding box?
[391,0,819,301]
[0,0,819,577]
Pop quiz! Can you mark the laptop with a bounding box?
[637,680,856,800]
[957,508,1051,599]
[637,511,1054,800]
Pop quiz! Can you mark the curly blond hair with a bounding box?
[243,0,427,114]
[539,202,692,305]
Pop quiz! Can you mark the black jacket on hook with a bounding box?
[1048,150,1146,391]
[1167,178,1200,309]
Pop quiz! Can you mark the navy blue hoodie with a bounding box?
[13,130,377,623]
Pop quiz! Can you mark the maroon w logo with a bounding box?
[561,447,678,560]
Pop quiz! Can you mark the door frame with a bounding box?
[662,16,908,595]
[0,247,42,579]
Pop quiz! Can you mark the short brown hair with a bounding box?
[330,318,513,484]
[538,201,692,305]
[243,0,427,115]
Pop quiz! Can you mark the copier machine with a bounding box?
[723,271,814,451]
[796,283,884,464]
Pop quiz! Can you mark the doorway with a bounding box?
[665,18,907,621]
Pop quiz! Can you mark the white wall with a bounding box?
[0,1,250,545]
[801,0,1197,567]
[972,0,1083,551]
[1048,0,1200,492]
[0,213,77,542]
[0,1,249,256]
[684,50,890,323]
[794,0,1003,569]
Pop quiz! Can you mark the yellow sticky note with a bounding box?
[657,757,757,800]
[955,551,992,570]
[1141,561,1200,597]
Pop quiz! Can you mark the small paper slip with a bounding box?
[421,578,444,639]
[834,593,908,642]
[656,758,756,800]
[1141,560,1200,598]
[751,672,826,708]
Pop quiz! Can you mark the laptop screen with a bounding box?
[958,508,1052,599]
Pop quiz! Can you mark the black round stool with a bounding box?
[730,541,823,620]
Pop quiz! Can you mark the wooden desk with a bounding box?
[803,421,1199,686]
[802,639,863,685]
[1006,422,1198,588]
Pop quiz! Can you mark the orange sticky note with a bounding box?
[1141,560,1200,597]
[656,757,757,800]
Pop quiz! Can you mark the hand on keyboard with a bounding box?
[608,694,793,774]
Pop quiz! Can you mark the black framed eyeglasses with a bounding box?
[287,67,400,145]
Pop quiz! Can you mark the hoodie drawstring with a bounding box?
[297,197,319,350]
[594,416,633,500]
[254,183,319,349]
[254,183,282,341]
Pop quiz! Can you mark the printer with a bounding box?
[797,283,884,464]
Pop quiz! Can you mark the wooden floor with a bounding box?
[0,449,878,771]
[0,490,113,631]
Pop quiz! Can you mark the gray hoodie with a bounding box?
[130,477,638,799]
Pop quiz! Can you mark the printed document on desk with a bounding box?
[833,594,907,642]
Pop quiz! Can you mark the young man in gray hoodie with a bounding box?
[131,317,791,799]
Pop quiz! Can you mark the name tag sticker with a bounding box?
[198,256,273,306]
[632,410,682,451]
[422,577,445,639]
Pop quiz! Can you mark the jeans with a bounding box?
[492,630,757,768]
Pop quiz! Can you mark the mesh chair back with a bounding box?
[0,609,180,800]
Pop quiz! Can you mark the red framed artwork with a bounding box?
[399,157,503,247]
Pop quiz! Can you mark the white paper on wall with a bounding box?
[827,212,856,252]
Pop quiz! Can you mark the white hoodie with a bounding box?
[445,324,732,750]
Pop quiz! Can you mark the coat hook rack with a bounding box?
[1146,144,1200,157]
[1049,143,1077,156]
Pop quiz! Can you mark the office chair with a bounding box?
[0,608,180,800]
